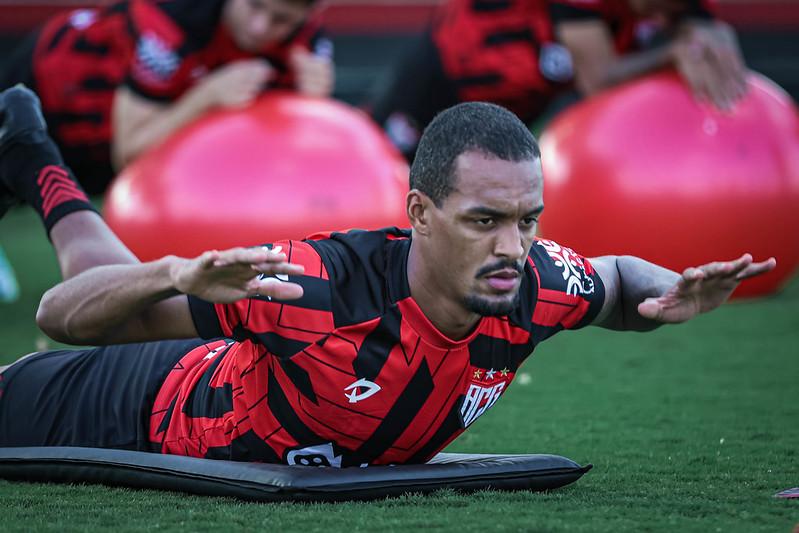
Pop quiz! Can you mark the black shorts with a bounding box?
[0,30,38,91]
[0,339,206,451]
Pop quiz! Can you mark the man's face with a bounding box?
[224,0,312,52]
[423,151,544,317]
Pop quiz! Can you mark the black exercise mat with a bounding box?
[0,447,591,502]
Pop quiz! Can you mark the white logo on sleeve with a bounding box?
[344,378,381,404]
[535,239,595,296]
[135,32,180,81]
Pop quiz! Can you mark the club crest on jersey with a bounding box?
[461,368,509,427]
[344,378,381,404]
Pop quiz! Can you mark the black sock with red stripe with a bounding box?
[0,140,97,236]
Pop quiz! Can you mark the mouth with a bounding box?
[483,269,521,292]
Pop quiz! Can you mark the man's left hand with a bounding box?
[290,46,334,98]
[637,254,776,323]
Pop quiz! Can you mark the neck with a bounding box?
[406,239,481,341]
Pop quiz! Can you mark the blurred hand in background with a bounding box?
[290,46,335,98]
[671,21,748,110]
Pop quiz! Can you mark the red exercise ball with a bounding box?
[104,93,409,261]
[540,71,799,298]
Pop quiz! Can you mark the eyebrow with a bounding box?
[465,205,545,218]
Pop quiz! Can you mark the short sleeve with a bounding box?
[187,241,336,348]
[528,238,605,332]
[124,0,191,102]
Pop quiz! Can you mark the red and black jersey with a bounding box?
[24,0,321,192]
[432,0,563,122]
[432,0,713,122]
[149,228,605,467]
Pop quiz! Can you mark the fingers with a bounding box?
[637,295,692,324]
[211,247,281,267]
[210,60,273,108]
[291,46,334,97]
[253,261,306,277]
[700,42,742,111]
[735,257,777,281]
[688,254,776,282]
[676,265,704,295]
[204,246,305,276]
[248,277,304,300]
[199,250,221,268]
[673,24,748,111]
[637,298,664,321]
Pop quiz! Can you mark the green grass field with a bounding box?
[0,206,797,532]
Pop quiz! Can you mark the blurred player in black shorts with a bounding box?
[371,0,746,160]
[0,0,333,194]
[0,86,774,465]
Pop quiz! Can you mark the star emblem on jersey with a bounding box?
[344,378,381,404]
[500,368,509,377]
[473,369,482,380]
[485,368,496,380]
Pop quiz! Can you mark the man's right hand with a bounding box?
[171,246,305,303]
[199,59,273,109]
[670,21,748,111]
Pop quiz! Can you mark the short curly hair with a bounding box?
[409,102,540,207]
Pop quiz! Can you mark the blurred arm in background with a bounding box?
[111,59,273,170]
[553,0,747,110]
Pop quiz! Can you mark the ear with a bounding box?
[406,190,433,236]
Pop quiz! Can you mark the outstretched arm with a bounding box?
[36,246,304,345]
[591,254,776,331]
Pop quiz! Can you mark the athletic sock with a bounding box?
[0,140,97,236]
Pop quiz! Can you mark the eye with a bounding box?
[520,217,538,228]
[475,218,495,226]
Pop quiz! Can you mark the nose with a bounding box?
[494,223,525,262]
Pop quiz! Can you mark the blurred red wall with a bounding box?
[0,0,796,34]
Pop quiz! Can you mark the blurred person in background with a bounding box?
[0,0,334,195]
[371,0,746,160]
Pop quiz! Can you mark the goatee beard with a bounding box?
[463,290,521,317]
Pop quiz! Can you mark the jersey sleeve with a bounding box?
[528,238,605,334]
[187,240,336,348]
[123,0,192,102]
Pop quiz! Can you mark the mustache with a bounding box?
[475,259,524,279]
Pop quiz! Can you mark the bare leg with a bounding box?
[0,211,120,370]
[50,210,139,280]
[0,213,138,372]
